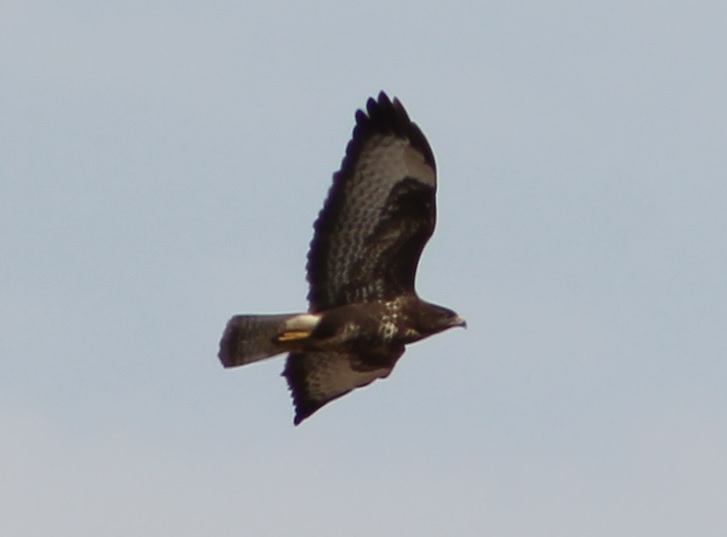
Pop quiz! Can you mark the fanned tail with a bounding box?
[218,312,322,368]
[219,314,298,368]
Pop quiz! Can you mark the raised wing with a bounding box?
[306,92,437,311]
[283,348,404,425]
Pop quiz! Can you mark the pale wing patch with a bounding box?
[403,143,436,186]
[306,353,391,402]
[359,136,433,190]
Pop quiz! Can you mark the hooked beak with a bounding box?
[452,316,467,329]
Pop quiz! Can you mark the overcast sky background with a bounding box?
[2,2,726,535]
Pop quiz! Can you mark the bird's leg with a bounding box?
[276,330,311,342]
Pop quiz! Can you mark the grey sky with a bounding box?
[2,2,726,535]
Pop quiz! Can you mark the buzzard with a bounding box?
[219,92,465,424]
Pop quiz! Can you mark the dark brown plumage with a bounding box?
[219,92,464,425]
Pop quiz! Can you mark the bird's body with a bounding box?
[219,93,464,424]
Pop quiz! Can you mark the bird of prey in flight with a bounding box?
[219,92,465,424]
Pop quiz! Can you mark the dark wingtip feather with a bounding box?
[282,355,324,425]
[292,403,322,425]
[356,91,435,170]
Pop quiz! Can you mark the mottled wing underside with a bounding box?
[283,348,405,425]
[307,92,437,311]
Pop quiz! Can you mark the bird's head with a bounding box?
[419,302,467,335]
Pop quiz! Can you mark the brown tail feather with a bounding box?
[218,314,300,368]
